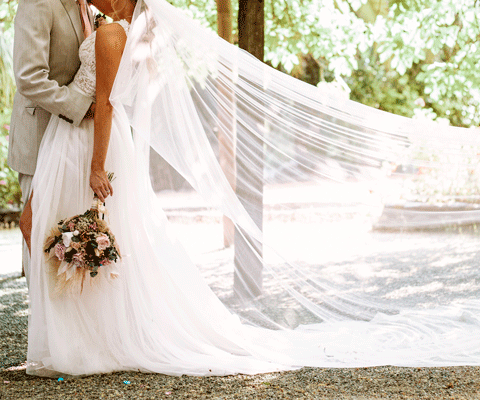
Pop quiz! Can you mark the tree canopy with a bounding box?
[0,0,16,113]
[0,0,479,127]
[169,0,480,127]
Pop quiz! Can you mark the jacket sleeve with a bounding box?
[13,0,92,126]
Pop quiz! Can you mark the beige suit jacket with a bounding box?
[8,0,94,176]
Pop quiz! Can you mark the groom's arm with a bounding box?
[13,0,92,126]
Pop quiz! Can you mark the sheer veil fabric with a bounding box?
[27,0,480,377]
[111,0,480,366]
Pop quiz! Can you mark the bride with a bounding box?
[19,0,313,377]
[19,0,480,377]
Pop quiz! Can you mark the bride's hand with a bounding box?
[90,169,114,202]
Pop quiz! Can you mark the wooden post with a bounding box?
[234,0,264,298]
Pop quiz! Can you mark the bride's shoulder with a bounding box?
[114,20,130,33]
[96,20,129,36]
[95,21,128,52]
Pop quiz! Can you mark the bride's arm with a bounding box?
[90,23,128,202]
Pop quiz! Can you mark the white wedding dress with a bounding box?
[28,20,294,377]
[27,1,480,378]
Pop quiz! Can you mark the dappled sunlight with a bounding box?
[0,286,28,297]
[430,255,472,268]
[386,282,445,299]
[166,214,480,323]
[13,309,28,317]
[5,363,27,371]
[3,208,480,329]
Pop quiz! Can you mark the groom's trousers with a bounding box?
[19,173,33,288]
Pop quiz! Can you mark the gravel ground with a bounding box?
[3,359,480,399]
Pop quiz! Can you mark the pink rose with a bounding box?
[3,124,9,132]
[72,252,84,268]
[96,234,110,251]
[0,180,6,186]
[54,243,66,261]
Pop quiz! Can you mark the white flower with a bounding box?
[62,232,74,247]
[73,230,80,236]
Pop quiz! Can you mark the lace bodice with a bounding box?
[73,20,130,99]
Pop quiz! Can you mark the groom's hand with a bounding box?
[84,103,96,119]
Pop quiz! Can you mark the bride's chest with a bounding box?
[78,32,97,70]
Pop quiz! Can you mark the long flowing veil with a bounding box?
[111,0,480,366]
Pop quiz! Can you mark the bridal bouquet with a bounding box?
[44,174,121,295]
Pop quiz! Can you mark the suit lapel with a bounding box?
[59,0,84,45]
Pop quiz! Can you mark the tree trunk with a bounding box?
[238,0,264,60]
[216,0,233,43]
[234,0,264,299]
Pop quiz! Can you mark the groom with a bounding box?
[9,0,96,281]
